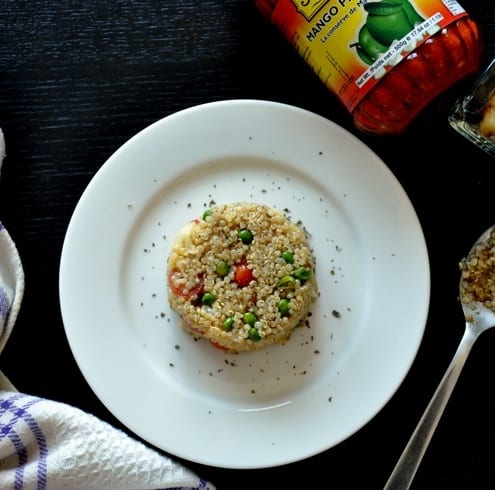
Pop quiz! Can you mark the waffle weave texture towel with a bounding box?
[0,129,215,490]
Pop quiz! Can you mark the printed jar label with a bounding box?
[270,0,468,111]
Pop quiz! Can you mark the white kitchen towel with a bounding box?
[0,129,215,490]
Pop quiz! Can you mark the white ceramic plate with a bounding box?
[59,99,430,469]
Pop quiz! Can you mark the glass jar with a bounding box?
[255,0,482,136]
[449,58,495,157]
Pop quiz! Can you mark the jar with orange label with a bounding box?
[255,0,482,135]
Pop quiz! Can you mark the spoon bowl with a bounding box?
[384,224,495,490]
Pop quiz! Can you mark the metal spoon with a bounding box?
[384,225,495,490]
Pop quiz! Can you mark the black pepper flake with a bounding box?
[169,363,174,367]
[174,344,180,350]
[328,396,332,402]
[314,350,320,354]
[251,389,256,394]
[332,310,341,318]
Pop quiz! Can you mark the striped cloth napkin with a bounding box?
[0,129,215,490]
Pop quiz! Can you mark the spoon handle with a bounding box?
[383,324,480,490]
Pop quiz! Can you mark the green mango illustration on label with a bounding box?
[351,0,425,65]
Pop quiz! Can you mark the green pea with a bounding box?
[281,251,294,264]
[278,275,296,288]
[243,312,257,326]
[216,261,230,277]
[201,292,215,306]
[238,229,253,244]
[248,327,261,341]
[222,317,234,331]
[277,298,291,316]
[294,267,311,283]
[202,209,213,220]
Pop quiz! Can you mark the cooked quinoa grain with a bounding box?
[459,229,495,311]
[167,202,318,352]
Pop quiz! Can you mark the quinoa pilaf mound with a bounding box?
[167,202,318,353]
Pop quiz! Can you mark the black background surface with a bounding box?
[1,1,495,488]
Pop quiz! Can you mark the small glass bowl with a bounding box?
[449,58,495,157]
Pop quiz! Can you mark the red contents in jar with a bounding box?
[254,0,483,135]
[353,17,481,134]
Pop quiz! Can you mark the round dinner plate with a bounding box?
[59,99,430,469]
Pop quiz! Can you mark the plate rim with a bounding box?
[59,98,431,468]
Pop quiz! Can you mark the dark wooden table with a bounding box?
[1,1,495,488]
